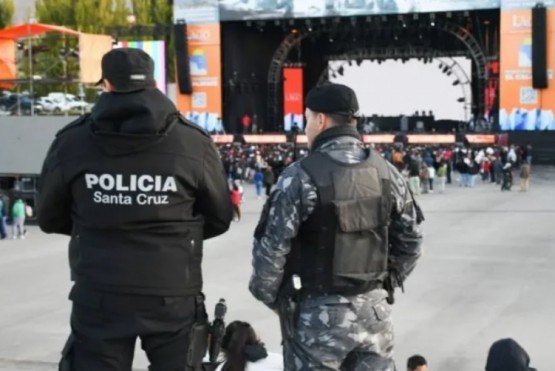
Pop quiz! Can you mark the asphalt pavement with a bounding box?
[0,168,553,370]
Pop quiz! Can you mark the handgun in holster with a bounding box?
[277,275,302,341]
[187,294,210,371]
[384,269,404,305]
[208,299,227,363]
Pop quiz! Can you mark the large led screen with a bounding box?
[219,0,500,21]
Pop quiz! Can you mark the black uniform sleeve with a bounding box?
[37,137,72,235]
[195,140,233,240]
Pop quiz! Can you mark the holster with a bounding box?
[278,297,298,341]
[186,294,209,371]
[384,269,404,305]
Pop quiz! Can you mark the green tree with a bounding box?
[0,0,15,29]
[130,0,175,82]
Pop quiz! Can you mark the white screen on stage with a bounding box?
[329,57,472,121]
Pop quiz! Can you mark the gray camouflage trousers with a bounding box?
[283,290,395,371]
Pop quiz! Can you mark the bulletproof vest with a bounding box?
[286,149,392,296]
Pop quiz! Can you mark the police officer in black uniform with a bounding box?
[37,48,233,371]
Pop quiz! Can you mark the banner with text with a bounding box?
[499,8,555,130]
[283,67,304,132]
[176,23,223,133]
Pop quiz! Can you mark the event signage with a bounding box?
[499,4,555,130]
[283,68,304,132]
[176,23,223,132]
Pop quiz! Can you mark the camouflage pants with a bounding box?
[283,290,395,371]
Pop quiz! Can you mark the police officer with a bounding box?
[37,48,233,370]
[249,83,423,370]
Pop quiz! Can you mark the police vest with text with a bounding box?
[287,150,392,296]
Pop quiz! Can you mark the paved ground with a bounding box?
[0,168,553,370]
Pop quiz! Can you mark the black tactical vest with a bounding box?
[286,149,392,296]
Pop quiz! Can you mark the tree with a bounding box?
[0,0,15,29]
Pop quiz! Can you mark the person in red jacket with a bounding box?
[481,159,492,182]
[231,184,242,222]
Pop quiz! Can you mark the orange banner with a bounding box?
[243,135,287,144]
[295,135,308,144]
[177,23,222,132]
[283,68,304,132]
[211,134,234,143]
[465,134,497,144]
[500,9,555,130]
[362,134,396,144]
[79,33,113,84]
[0,39,16,88]
[408,134,456,144]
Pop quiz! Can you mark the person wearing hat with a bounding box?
[249,83,424,370]
[37,48,233,370]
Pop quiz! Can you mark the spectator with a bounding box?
[481,158,491,183]
[501,163,513,191]
[407,354,428,371]
[0,192,6,239]
[427,163,435,193]
[11,198,26,239]
[231,184,242,222]
[485,338,536,371]
[420,164,430,194]
[217,321,282,371]
[520,162,530,192]
[408,155,421,195]
[253,168,264,199]
[263,166,275,197]
[436,161,447,193]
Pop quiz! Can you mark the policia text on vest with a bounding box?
[85,173,177,205]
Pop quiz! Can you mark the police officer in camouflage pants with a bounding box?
[249,83,423,370]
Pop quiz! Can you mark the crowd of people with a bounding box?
[382,143,533,194]
[217,142,534,212]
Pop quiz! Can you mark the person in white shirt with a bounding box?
[216,321,283,371]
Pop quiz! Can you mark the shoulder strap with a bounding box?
[177,114,210,138]
[56,114,91,137]
[300,152,334,206]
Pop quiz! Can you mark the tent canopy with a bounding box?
[0,23,79,40]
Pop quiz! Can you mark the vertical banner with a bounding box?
[283,67,304,132]
[176,23,222,132]
[114,41,167,94]
[499,6,555,130]
[0,39,16,89]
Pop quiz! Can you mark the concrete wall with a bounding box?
[0,116,79,175]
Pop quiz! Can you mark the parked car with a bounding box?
[0,94,43,115]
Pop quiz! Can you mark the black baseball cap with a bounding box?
[96,48,155,93]
[305,83,360,118]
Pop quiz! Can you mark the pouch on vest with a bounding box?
[331,172,390,290]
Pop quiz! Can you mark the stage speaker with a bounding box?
[174,23,193,95]
[532,4,548,89]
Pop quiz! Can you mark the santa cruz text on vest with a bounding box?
[85,174,178,206]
